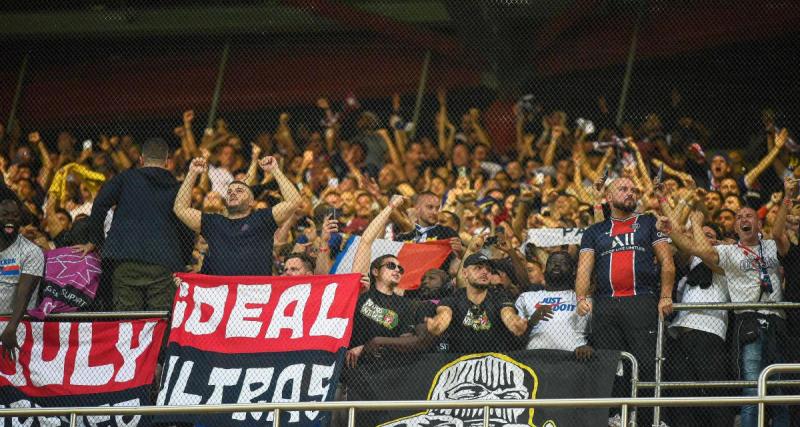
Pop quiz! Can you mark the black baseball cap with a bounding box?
[463,253,494,268]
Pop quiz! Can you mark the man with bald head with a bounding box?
[662,202,791,427]
[575,177,675,425]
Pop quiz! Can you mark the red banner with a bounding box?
[0,318,165,399]
[170,273,361,354]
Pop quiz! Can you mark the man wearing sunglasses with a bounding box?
[662,196,793,427]
[347,195,431,369]
[425,252,529,353]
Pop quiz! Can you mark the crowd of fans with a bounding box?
[1,88,799,427]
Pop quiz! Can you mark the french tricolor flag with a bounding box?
[331,237,452,290]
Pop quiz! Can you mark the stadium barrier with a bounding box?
[650,302,800,426]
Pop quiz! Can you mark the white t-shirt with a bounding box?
[0,235,45,313]
[670,256,729,340]
[515,289,588,351]
[715,239,784,317]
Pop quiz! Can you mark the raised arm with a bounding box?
[744,128,788,189]
[244,143,262,186]
[659,215,720,268]
[173,157,206,233]
[351,195,405,275]
[773,177,797,257]
[260,156,302,224]
[314,215,338,275]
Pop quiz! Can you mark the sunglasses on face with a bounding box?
[380,262,405,274]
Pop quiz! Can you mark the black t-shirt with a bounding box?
[438,287,519,354]
[350,288,417,348]
[200,208,277,276]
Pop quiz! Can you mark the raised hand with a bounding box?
[389,194,405,210]
[189,157,207,174]
[656,216,674,234]
[259,156,279,172]
[251,143,262,160]
[689,210,705,226]
[183,110,194,124]
[785,176,799,199]
[27,131,41,144]
[320,215,339,243]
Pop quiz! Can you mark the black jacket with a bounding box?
[86,167,194,272]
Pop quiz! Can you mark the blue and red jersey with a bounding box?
[579,213,669,297]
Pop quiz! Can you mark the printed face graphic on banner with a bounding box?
[381,353,556,427]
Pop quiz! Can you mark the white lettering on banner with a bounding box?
[0,399,141,427]
[268,363,304,423]
[265,285,311,339]
[115,322,156,382]
[29,322,70,387]
[233,368,275,421]
[207,368,242,404]
[0,322,27,387]
[167,361,202,406]
[155,356,178,406]
[304,363,335,420]
[160,357,337,423]
[171,280,190,329]
[310,283,348,339]
[226,284,272,338]
[184,285,229,335]
[70,323,114,386]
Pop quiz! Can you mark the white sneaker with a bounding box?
[608,414,622,427]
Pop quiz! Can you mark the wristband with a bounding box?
[658,197,668,204]
[784,198,793,207]
[318,246,330,253]
[660,296,672,300]
[577,296,590,302]
[593,204,603,210]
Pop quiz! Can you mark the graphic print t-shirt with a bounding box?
[350,288,416,347]
[715,239,784,317]
[515,289,588,351]
[579,214,668,297]
[0,235,45,312]
[438,287,518,354]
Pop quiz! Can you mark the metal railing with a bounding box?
[1,389,799,427]
[652,302,800,427]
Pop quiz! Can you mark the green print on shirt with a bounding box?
[361,298,399,329]
[463,308,492,331]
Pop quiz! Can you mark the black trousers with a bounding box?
[592,294,658,425]
[665,329,735,427]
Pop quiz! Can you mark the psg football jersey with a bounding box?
[579,214,669,297]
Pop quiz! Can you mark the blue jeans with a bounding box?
[738,321,789,427]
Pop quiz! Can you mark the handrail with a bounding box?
[671,302,800,310]
[654,302,800,427]
[757,364,800,427]
[0,311,171,319]
[1,396,799,418]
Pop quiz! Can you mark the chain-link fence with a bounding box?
[2,1,800,427]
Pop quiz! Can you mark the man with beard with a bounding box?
[395,192,462,252]
[515,251,592,359]
[0,198,44,360]
[661,204,791,427]
[425,252,529,353]
[174,155,300,275]
[575,177,675,426]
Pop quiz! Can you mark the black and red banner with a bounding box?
[0,318,167,427]
[156,273,361,427]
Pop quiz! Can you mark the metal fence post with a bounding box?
[347,407,356,427]
[482,405,490,427]
[69,412,77,427]
[653,312,665,426]
[621,404,629,426]
[621,352,639,427]
[273,408,281,427]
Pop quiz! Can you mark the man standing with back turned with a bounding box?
[76,138,194,312]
